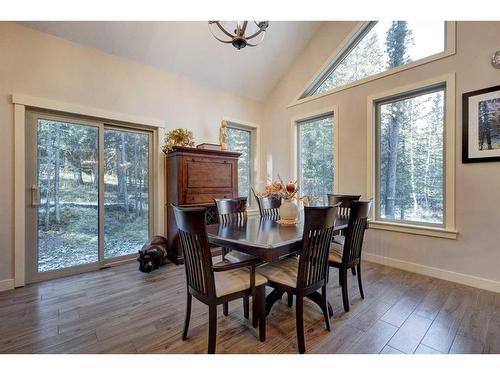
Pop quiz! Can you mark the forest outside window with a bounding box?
[302,21,448,98]
[226,123,255,205]
[375,85,445,227]
[297,114,334,206]
[27,111,153,278]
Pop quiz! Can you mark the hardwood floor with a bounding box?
[1,260,499,354]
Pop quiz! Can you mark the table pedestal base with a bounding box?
[265,288,333,317]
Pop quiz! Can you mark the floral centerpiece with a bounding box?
[162,128,195,154]
[256,176,319,223]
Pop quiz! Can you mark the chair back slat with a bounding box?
[214,197,248,224]
[327,194,361,221]
[252,188,281,219]
[298,205,339,290]
[173,205,216,297]
[342,201,371,266]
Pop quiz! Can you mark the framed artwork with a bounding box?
[462,85,500,163]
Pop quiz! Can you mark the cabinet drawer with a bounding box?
[185,191,232,204]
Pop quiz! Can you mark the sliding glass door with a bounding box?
[26,112,152,282]
[104,128,150,259]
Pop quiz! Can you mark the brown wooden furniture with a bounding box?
[252,188,281,219]
[206,214,348,263]
[327,194,362,231]
[165,146,240,264]
[213,197,259,324]
[327,194,362,275]
[257,205,340,354]
[213,197,259,265]
[172,205,266,354]
[329,200,371,312]
[214,197,248,224]
[206,213,348,322]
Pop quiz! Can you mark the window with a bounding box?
[303,21,447,97]
[297,114,334,205]
[226,124,254,204]
[376,85,445,226]
[104,128,151,258]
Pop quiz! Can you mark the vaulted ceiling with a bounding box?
[20,21,322,101]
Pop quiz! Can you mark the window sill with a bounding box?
[367,220,457,239]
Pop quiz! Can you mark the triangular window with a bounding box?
[302,21,446,98]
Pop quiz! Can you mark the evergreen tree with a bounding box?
[383,21,413,218]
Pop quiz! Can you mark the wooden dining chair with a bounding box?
[257,205,340,354]
[172,205,267,354]
[327,193,362,229]
[251,187,281,219]
[213,197,260,322]
[251,188,294,308]
[214,197,248,223]
[327,193,362,275]
[328,200,371,313]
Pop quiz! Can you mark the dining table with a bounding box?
[206,214,348,317]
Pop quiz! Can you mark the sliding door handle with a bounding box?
[31,184,40,207]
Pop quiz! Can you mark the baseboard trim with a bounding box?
[0,279,14,292]
[364,252,500,293]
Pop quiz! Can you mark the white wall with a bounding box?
[0,22,263,285]
[262,21,500,288]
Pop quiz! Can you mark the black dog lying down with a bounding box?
[138,236,168,273]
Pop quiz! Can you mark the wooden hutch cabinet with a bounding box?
[165,146,240,264]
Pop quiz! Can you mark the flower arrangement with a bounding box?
[162,128,195,154]
[257,176,320,205]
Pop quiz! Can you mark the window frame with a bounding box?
[291,106,339,203]
[375,84,446,228]
[290,21,456,108]
[366,74,457,239]
[224,119,259,209]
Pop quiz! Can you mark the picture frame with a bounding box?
[462,85,500,163]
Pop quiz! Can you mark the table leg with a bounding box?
[306,291,334,317]
[265,288,285,316]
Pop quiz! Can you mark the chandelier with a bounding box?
[208,21,269,50]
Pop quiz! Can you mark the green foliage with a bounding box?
[379,89,444,224]
[315,21,416,95]
[316,32,383,94]
[385,21,413,68]
[298,116,334,205]
[37,120,150,272]
[227,127,252,201]
[312,21,444,223]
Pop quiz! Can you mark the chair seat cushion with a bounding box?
[329,242,343,263]
[214,268,267,298]
[257,256,299,288]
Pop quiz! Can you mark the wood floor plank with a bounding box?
[387,313,433,354]
[421,286,476,353]
[414,344,443,354]
[0,260,498,354]
[380,345,404,354]
[343,320,398,354]
[449,335,484,354]
[414,279,454,320]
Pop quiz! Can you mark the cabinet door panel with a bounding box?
[185,157,234,188]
